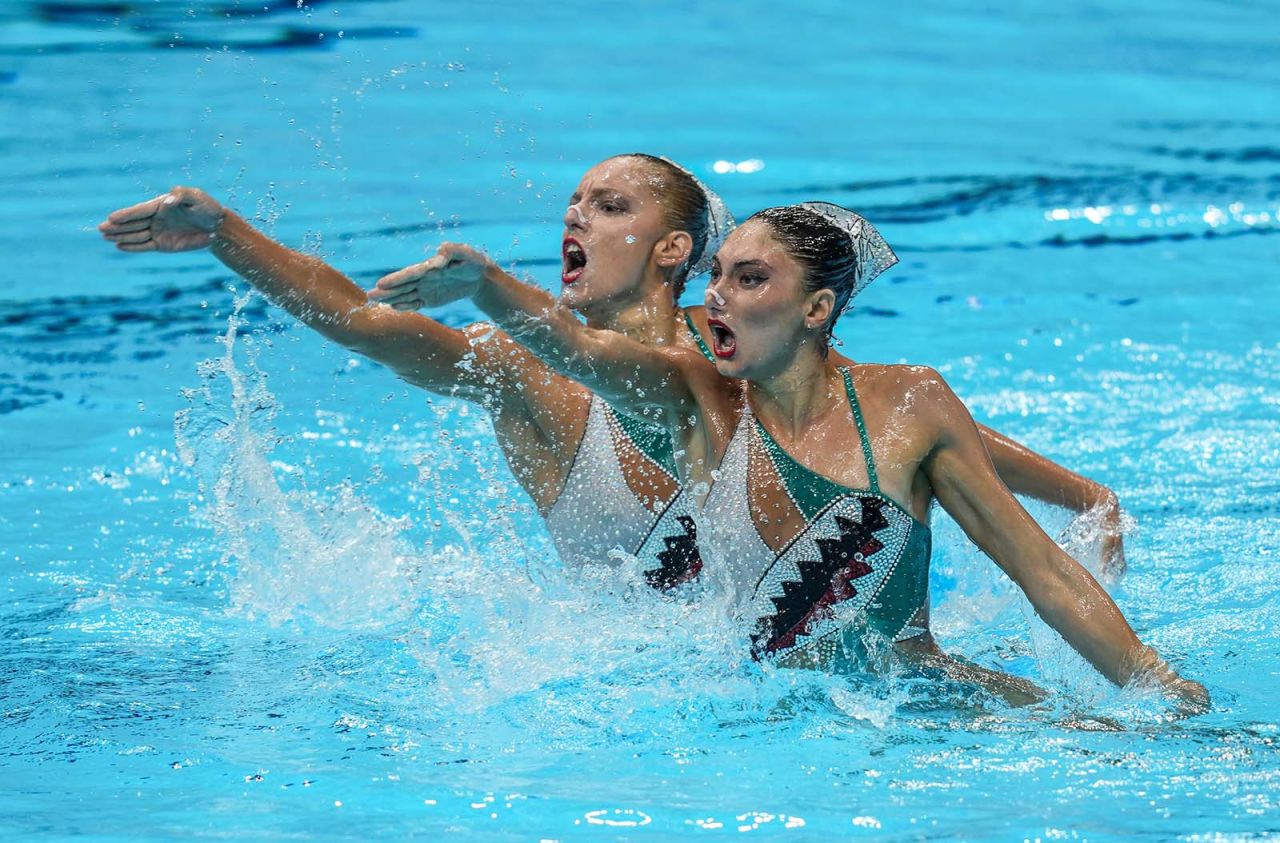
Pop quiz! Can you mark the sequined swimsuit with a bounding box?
[701,368,932,664]
[542,313,709,589]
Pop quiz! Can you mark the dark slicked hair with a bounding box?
[747,205,863,343]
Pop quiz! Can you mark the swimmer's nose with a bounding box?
[563,201,587,230]
[704,275,728,310]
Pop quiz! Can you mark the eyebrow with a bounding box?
[569,187,629,204]
[730,259,771,273]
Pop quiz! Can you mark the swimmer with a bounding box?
[99,155,725,585]
[101,155,1123,587]
[387,203,1208,713]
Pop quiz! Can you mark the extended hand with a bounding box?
[98,186,225,253]
[1165,676,1211,718]
[1128,646,1211,718]
[368,242,497,311]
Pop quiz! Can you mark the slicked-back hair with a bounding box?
[747,205,863,343]
[619,153,710,298]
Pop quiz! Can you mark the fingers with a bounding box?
[370,266,425,295]
[1104,547,1128,579]
[367,284,408,302]
[116,241,159,253]
[105,230,154,246]
[1169,680,1210,717]
[368,244,484,307]
[98,217,152,236]
[371,287,423,307]
[370,252,459,298]
[103,195,166,226]
[373,254,447,291]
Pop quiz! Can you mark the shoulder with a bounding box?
[853,362,954,402]
[851,363,969,439]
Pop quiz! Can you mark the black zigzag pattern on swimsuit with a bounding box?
[644,514,703,590]
[753,497,890,657]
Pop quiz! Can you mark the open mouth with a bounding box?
[706,318,737,360]
[562,237,587,285]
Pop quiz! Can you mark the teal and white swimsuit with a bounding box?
[543,313,708,588]
[701,368,932,664]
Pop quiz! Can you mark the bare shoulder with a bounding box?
[853,362,953,400]
[850,363,970,436]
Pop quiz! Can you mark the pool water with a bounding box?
[3,1,1279,839]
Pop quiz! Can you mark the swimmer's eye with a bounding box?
[599,200,628,214]
[739,272,767,287]
[709,264,722,281]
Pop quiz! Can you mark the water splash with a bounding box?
[174,291,418,629]
[161,295,1165,749]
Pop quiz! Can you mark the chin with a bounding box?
[713,356,748,379]
[558,281,595,310]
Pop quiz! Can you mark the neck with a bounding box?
[581,277,681,345]
[747,344,839,440]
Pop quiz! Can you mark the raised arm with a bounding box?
[912,370,1207,713]
[370,243,706,421]
[98,187,500,402]
[977,424,1127,576]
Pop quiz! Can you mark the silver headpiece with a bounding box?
[796,201,898,306]
[660,157,735,278]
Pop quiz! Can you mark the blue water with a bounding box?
[3,1,1279,839]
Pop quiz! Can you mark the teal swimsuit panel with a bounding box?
[608,409,678,478]
[752,367,932,646]
[602,312,713,478]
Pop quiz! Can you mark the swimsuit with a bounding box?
[701,368,932,664]
[543,312,711,588]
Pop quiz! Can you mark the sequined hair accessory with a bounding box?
[660,157,735,277]
[796,201,898,306]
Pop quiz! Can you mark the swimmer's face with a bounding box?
[703,220,831,380]
[560,157,684,312]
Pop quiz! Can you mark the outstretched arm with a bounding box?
[98,187,500,401]
[914,370,1207,713]
[370,243,707,421]
[977,424,1127,576]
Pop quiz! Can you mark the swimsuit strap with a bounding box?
[840,367,880,494]
[684,310,715,363]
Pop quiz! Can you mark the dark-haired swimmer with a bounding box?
[386,203,1207,713]
[100,156,1124,590]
